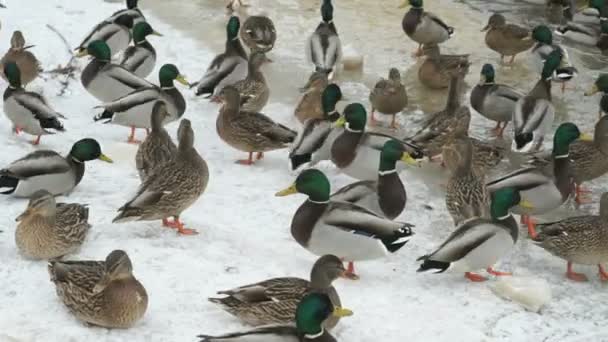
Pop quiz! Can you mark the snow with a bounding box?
[0,1,608,342]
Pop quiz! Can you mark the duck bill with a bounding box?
[74,49,89,58]
[98,154,114,163]
[151,31,163,37]
[275,184,298,197]
[401,152,419,166]
[15,209,31,222]
[519,199,534,210]
[92,274,111,294]
[334,116,346,128]
[176,75,190,86]
[584,84,599,96]
[398,0,410,8]
[333,307,354,318]
[579,133,594,141]
[480,24,490,32]
[22,45,35,50]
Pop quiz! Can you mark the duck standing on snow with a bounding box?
[418,188,530,282]
[113,119,209,235]
[276,168,414,279]
[418,44,470,90]
[294,71,329,123]
[400,0,454,57]
[48,250,148,328]
[119,21,162,78]
[209,255,349,328]
[530,25,576,93]
[369,68,408,129]
[75,14,134,57]
[195,16,248,97]
[584,73,608,119]
[482,13,534,64]
[135,101,177,182]
[533,192,608,282]
[15,190,91,260]
[470,64,524,137]
[306,0,342,79]
[198,293,352,342]
[232,52,271,113]
[0,138,113,197]
[0,31,41,86]
[94,63,188,143]
[3,62,65,145]
[215,86,296,165]
[240,15,277,53]
[77,40,153,102]
[108,0,146,24]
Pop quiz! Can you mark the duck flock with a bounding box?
[2,0,608,340]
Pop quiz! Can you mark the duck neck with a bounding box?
[530,78,551,101]
[309,269,332,289]
[226,36,247,58]
[326,109,340,122]
[307,191,330,204]
[445,75,462,111]
[378,158,397,175]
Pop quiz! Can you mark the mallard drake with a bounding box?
[93,63,188,143]
[135,101,177,182]
[418,188,529,282]
[232,52,271,112]
[0,31,41,85]
[482,13,534,64]
[3,62,65,145]
[75,14,134,57]
[119,22,162,78]
[48,250,148,328]
[77,40,153,103]
[240,15,276,53]
[443,137,489,226]
[294,72,329,124]
[554,20,602,46]
[275,168,414,278]
[15,190,90,260]
[369,68,408,129]
[584,73,608,119]
[470,64,524,137]
[531,25,577,92]
[418,44,470,90]
[198,293,352,342]
[330,140,410,220]
[400,0,454,56]
[331,103,423,181]
[108,0,146,25]
[0,138,113,197]
[306,0,342,79]
[195,16,248,97]
[533,192,608,282]
[289,84,343,171]
[209,255,348,328]
[215,86,296,165]
[113,119,209,235]
[487,123,593,238]
[512,49,562,153]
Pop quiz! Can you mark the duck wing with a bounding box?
[324,201,413,239]
[504,24,530,40]
[3,150,70,178]
[486,166,549,193]
[198,326,299,342]
[77,21,122,50]
[425,12,454,36]
[331,181,377,203]
[290,119,333,156]
[97,87,160,112]
[216,277,308,303]
[13,91,65,131]
[240,112,297,144]
[196,54,246,96]
[105,64,154,90]
[48,259,105,292]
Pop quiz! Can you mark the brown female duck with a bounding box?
[295,71,329,123]
[135,101,177,182]
[0,31,41,85]
[369,68,408,128]
[418,44,470,90]
[482,13,534,64]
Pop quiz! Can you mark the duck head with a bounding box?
[296,293,353,338]
[70,138,113,163]
[276,168,330,202]
[334,103,367,132]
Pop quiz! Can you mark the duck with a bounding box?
[77,40,153,103]
[533,192,608,282]
[470,63,524,137]
[119,21,162,78]
[113,119,209,235]
[554,20,602,47]
[583,73,608,120]
[108,0,146,25]
[400,0,454,56]
[369,68,408,129]
[93,63,188,143]
[294,71,329,124]
[530,25,577,92]
[443,137,489,226]
[226,0,250,15]
[232,52,271,113]
[275,168,414,278]
[75,13,134,57]
[0,31,41,85]
[135,101,177,182]
[418,187,530,282]
[330,140,410,220]
[15,190,90,260]
[240,15,277,53]
[3,62,65,145]
[215,86,296,165]
[209,255,348,328]
[482,13,534,64]
[331,103,423,181]
[418,44,470,90]
[48,250,148,328]
[306,0,342,79]
[487,123,593,238]
[468,137,507,174]
[0,138,113,197]
[198,293,352,342]
[546,0,575,24]
[598,21,608,53]
[195,16,248,97]
[289,84,343,171]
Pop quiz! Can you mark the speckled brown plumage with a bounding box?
[568,115,608,183]
[232,52,271,113]
[136,101,177,182]
[240,15,277,53]
[369,68,408,116]
[0,31,41,85]
[295,72,328,123]
[483,14,534,62]
[418,44,470,90]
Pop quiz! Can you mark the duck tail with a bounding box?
[382,223,414,253]
[208,296,241,312]
[0,174,18,194]
[94,110,115,123]
[417,259,450,273]
[40,117,65,132]
[112,208,142,223]
[289,153,312,171]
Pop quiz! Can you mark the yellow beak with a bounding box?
[401,152,419,166]
[579,133,594,142]
[398,0,410,8]
[152,31,163,37]
[519,199,534,210]
[334,116,346,128]
[333,307,354,317]
[584,84,599,96]
[275,183,298,197]
[176,75,189,86]
[98,153,114,163]
[74,49,88,58]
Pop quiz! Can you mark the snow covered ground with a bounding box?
[1,0,608,341]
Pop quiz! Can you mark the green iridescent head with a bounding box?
[83,40,112,61]
[158,64,188,87]
[532,25,553,45]
[69,138,113,163]
[480,64,495,84]
[338,103,367,131]
[276,169,330,202]
[321,0,334,22]
[553,122,590,156]
[227,16,240,40]
[379,140,418,172]
[541,49,562,80]
[133,22,162,43]
[4,62,21,88]
[490,188,523,219]
[321,84,342,115]
[295,293,353,336]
